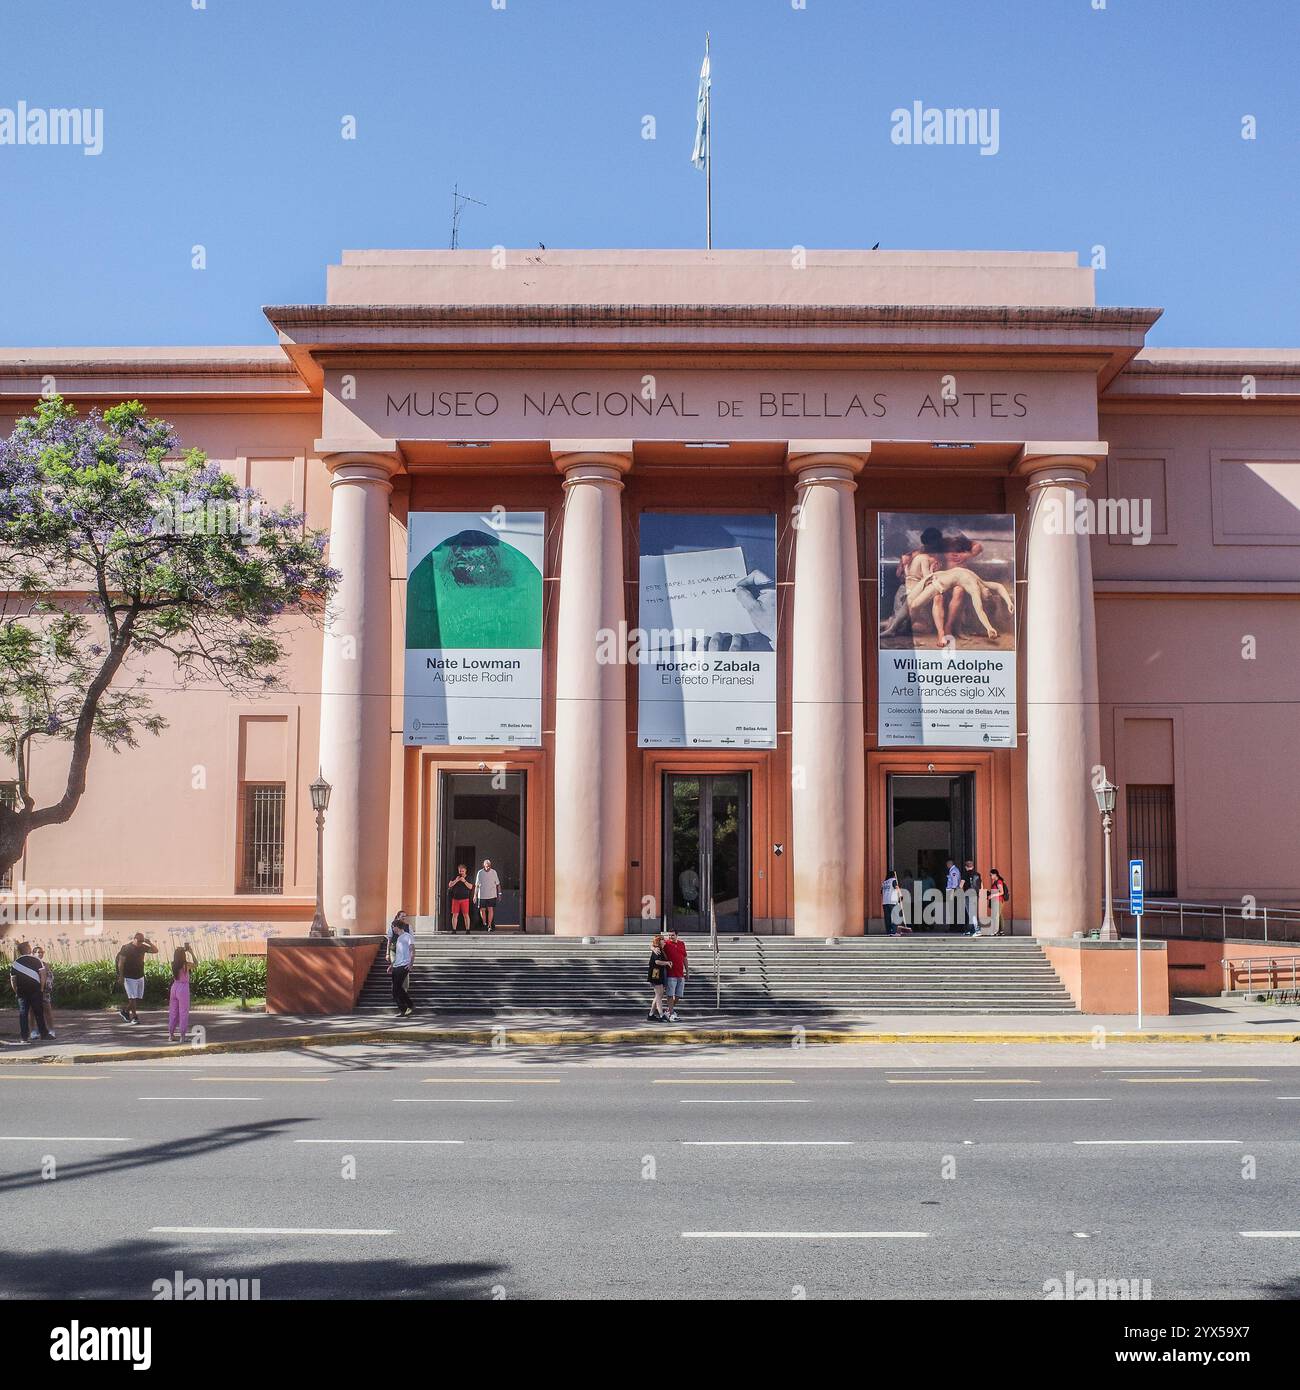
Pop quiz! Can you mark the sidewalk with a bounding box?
[1,997,1298,1062]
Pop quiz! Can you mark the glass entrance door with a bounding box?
[437,771,525,929]
[663,773,750,932]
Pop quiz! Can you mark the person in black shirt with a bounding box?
[448,865,473,933]
[114,934,157,1023]
[9,941,52,1043]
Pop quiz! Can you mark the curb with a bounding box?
[1,1027,1298,1063]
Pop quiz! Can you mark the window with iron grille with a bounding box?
[239,783,285,894]
[0,782,15,891]
[1127,784,1176,897]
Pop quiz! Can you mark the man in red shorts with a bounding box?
[448,863,473,932]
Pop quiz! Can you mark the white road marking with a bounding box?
[0,1136,131,1143]
[682,1231,928,1240]
[1241,1231,1300,1238]
[293,1138,463,1146]
[1124,1077,1260,1084]
[1074,1139,1241,1146]
[678,1099,811,1104]
[653,1079,795,1085]
[151,1226,394,1236]
[888,1078,1037,1085]
[682,1140,854,1146]
[195,1077,331,1084]
[420,1078,559,1085]
[138,1096,262,1102]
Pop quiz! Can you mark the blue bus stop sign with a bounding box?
[1129,859,1144,917]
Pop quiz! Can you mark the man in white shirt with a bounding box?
[388,920,415,1016]
[474,859,502,932]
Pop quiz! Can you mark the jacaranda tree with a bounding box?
[0,396,338,878]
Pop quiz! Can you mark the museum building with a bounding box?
[2,249,1298,942]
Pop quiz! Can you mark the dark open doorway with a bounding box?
[437,770,526,930]
[887,772,975,903]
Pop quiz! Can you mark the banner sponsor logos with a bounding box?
[403,511,544,746]
[637,513,777,748]
[877,512,1017,748]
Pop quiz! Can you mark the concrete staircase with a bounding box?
[357,933,1078,1015]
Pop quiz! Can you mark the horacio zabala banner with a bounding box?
[877,512,1017,748]
[637,513,777,748]
[404,512,544,746]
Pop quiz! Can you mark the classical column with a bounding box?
[316,447,400,934]
[1019,444,1107,938]
[788,444,869,936]
[551,443,632,936]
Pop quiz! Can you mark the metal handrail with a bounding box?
[1109,897,1300,944]
[1220,955,1300,994]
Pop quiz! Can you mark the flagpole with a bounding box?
[704,32,712,250]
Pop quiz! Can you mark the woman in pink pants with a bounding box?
[168,944,196,1042]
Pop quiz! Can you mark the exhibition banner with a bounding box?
[877,512,1017,748]
[403,511,544,746]
[637,513,778,748]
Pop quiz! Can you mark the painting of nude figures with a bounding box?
[877,513,1017,652]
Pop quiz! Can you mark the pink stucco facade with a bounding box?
[1,250,1296,944]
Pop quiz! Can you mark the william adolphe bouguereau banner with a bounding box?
[877,512,1017,748]
[404,512,544,746]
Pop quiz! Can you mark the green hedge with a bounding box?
[2,955,267,1010]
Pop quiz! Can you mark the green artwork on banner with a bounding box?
[406,527,542,649]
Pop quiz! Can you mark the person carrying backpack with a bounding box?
[988,870,1009,936]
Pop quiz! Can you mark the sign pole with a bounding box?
[1129,859,1145,1030]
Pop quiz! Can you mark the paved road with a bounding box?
[1,1049,1297,1300]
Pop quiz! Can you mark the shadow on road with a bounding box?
[8,1236,507,1300]
[0,1118,310,1194]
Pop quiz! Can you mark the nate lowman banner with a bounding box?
[876,512,1017,748]
[404,511,544,746]
[637,513,778,749]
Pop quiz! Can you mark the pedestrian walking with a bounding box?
[961,859,983,936]
[645,933,669,1021]
[882,868,904,935]
[447,866,473,933]
[34,946,56,1036]
[8,941,52,1044]
[114,933,157,1024]
[662,928,687,1022]
[386,910,410,957]
[388,919,415,1016]
[168,943,196,1042]
[474,858,501,932]
[988,870,1009,936]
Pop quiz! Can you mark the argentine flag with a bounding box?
[691,46,710,169]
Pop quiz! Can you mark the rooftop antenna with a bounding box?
[450,183,487,250]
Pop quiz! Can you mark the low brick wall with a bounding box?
[1040,939,1170,1016]
[266,936,383,1015]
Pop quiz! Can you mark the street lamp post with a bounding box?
[1094,774,1118,941]
[308,773,332,939]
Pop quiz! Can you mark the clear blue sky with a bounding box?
[3,0,1296,347]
